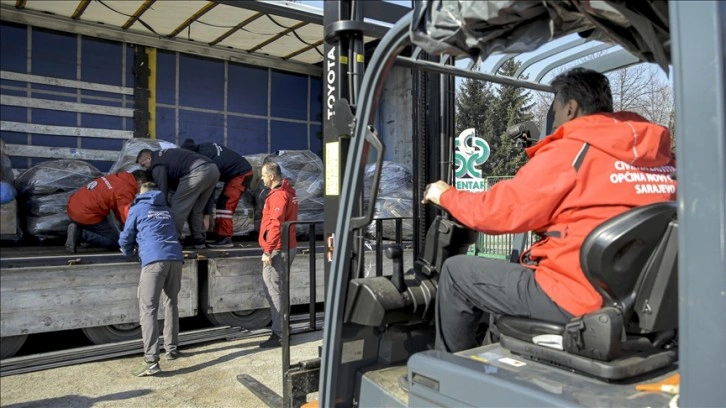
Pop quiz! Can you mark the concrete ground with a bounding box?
[0,330,322,408]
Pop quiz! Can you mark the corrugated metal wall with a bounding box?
[154,49,323,157]
[0,21,322,173]
[0,22,134,172]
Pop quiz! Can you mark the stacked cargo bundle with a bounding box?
[265,150,324,238]
[108,137,178,174]
[0,140,18,239]
[14,160,103,240]
[242,153,269,236]
[364,161,414,241]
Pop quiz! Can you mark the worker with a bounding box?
[119,182,184,377]
[65,169,149,253]
[136,148,220,249]
[181,139,253,248]
[422,68,677,353]
[257,160,298,348]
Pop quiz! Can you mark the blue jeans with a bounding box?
[80,216,120,249]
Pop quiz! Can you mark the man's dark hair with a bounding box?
[131,169,150,183]
[136,149,152,163]
[181,138,197,151]
[262,160,282,179]
[551,68,613,115]
[139,181,158,194]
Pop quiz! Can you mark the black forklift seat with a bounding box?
[496,201,679,381]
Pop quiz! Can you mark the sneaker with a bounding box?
[165,349,180,360]
[132,359,160,377]
[207,237,234,248]
[182,237,206,250]
[65,223,81,254]
[259,333,281,349]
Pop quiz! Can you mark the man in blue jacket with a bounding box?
[119,182,184,377]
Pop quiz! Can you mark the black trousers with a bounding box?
[435,255,573,353]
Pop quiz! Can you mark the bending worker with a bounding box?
[66,169,149,253]
[181,139,253,248]
[136,147,219,249]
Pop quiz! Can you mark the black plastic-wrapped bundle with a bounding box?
[363,161,413,201]
[364,162,414,240]
[14,160,102,239]
[232,195,255,237]
[248,150,324,238]
[14,160,103,196]
[266,150,323,213]
[366,189,414,241]
[26,190,73,216]
[24,213,71,239]
[108,138,177,174]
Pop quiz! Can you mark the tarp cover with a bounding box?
[411,0,670,70]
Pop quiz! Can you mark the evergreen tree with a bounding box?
[455,60,534,178]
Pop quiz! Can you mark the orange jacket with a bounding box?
[258,179,299,253]
[67,172,139,225]
[440,112,677,316]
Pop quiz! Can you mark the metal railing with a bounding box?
[275,217,412,407]
[280,220,324,408]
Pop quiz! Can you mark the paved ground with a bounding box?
[0,331,322,408]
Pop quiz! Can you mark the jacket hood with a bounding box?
[279,179,295,194]
[269,179,296,195]
[527,112,674,167]
[133,190,166,206]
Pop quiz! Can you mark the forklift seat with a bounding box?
[496,201,678,381]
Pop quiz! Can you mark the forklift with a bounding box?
[242,1,725,407]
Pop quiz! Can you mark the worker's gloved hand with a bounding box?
[422,180,451,206]
[261,252,271,267]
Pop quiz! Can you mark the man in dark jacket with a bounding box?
[136,147,219,249]
[119,182,184,377]
[257,160,298,348]
[181,139,253,248]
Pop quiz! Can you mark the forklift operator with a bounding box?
[422,68,677,353]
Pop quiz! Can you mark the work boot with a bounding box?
[207,237,234,248]
[65,223,81,254]
[259,333,281,349]
[132,359,160,377]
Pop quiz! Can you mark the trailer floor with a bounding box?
[0,330,322,407]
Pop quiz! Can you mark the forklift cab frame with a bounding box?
[317,1,726,407]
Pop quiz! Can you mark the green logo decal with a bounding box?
[455,128,490,178]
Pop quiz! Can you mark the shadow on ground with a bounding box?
[4,389,153,408]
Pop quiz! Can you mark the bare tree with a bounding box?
[529,63,674,140]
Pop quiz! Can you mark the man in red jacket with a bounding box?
[422,68,677,353]
[257,160,298,348]
[66,169,149,253]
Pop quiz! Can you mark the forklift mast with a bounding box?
[318,1,726,407]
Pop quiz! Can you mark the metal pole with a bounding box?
[670,1,726,406]
[309,223,316,330]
